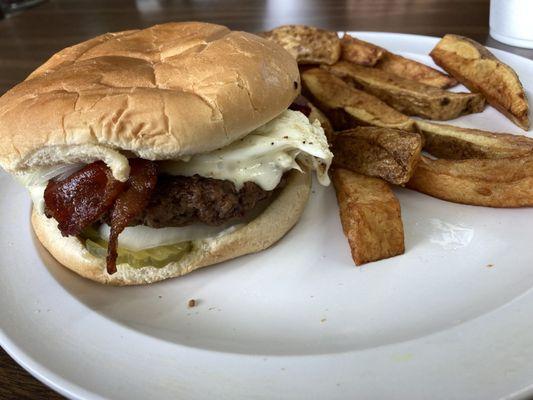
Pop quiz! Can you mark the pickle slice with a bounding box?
[85,238,191,269]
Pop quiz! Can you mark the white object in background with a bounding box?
[490,0,533,49]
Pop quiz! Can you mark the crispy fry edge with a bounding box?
[332,168,405,265]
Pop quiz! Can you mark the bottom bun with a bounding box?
[31,170,311,285]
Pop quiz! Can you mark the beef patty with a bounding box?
[127,174,283,228]
[44,160,286,274]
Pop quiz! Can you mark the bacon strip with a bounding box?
[106,159,158,274]
[44,162,125,236]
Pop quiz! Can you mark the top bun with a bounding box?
[0,22,300,176]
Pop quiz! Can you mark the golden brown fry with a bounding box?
[339,33,456,88]
[430,34,529,130]
[301,68,415,131]
[376,52,457,89]
[308,102,334,143]
[326,61,485,120]
[333,127,422,185]
[332,168,405,265]
[407,155,533,207]
[416,120,533,159]
[260,25,340,65]
[340,34,385,66]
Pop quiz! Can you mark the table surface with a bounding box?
[1,0,532,398]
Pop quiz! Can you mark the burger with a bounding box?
[0,22,332,285]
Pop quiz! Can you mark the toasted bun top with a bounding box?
[0,22,300,175]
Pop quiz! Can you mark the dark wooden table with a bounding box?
[1,0,532,398]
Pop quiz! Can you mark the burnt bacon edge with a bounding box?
[44,161,126,237]
[44,159,158,274]
[106,159,158,274]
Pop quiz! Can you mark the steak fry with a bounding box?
[339,33,456,88]
[340,34,384,66]
[326,61,485,120]
[376,52,457,89]
[416,120,533,160]
[333,127,422,185]
[430,34,529,130]
[301,68,415,131]
[407,155,533,208]
[260,25,340,65]
[332,168,405,265]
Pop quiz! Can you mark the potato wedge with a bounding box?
[407,155,533,207]
[326,61,485,120]
[333,127,422,185]
[376,52,457,89]
[340,34,384,66]
[338,34,455,88]
[301,68,415,131]
[260,25,340,65]
[430,34,529,130]
[332,168,405,265]
[416,120,533,159]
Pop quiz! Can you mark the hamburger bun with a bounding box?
[0,22,300,180]
[0,22,316,284]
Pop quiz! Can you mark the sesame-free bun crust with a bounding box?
[0,22,300,174]
[31,170,311,285]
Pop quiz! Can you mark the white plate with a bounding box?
[2,32,533,400]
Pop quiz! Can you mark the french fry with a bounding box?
[416,120,533,159]
[339,33,456,88]
[407,155,533,207]
[333,127,422,185]
[332,168,405,265]
[340,34,385,66]
[431,34,529,130]
[376,52,457,89]
[325,61,485,120]
[301,68,416,131]
[260,25,340,65]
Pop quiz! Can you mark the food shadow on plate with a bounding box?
[28,196,393,356]
[391,186,430,253]
[32,224,356,356]
[31,229,249,321]
[27,213,457,357]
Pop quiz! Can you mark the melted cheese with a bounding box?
[20,110,332,215]
[160,110,333,190]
